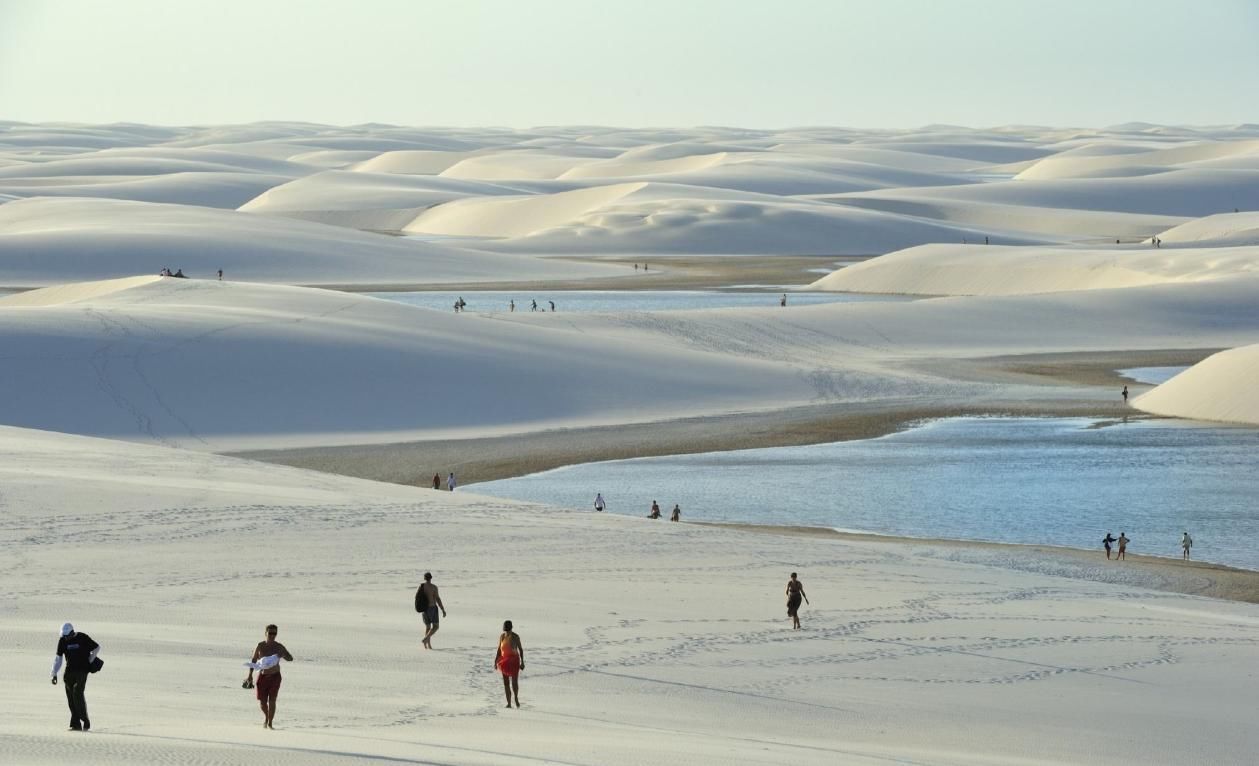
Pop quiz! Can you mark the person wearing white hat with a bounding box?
[51,622,100,731]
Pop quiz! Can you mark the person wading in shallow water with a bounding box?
[786,572,809,630]
[494,620,525,708]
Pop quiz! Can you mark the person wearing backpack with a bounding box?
[415,572,447,649]
[51,622,100,731]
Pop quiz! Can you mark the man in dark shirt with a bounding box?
[51,622,100,731]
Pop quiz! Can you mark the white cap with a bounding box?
[60,622,74,636]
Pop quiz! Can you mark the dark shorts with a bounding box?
[423,606,439,626]
[787,594,803,617]
[256,672,282,700]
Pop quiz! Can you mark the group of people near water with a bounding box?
[1102,531,1194,560]
[646,499,682,521]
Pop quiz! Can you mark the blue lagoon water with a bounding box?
[468,417,1259,570]
[368,290,910,313]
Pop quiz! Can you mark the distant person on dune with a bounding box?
[786,573,809,630]
[1117,532,1130,560]
[493,620,524,708]
[1182,532,1193,560]
[1103,532,1116,560]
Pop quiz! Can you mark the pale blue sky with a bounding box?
[1,0,1255,127]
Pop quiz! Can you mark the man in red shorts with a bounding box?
[493,620,525,708]
[242,624,294,729]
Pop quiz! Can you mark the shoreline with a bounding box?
[698,520,1259,604]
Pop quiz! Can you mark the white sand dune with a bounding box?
[0,172,292,209]
[0,197,624,287]
[0,276,815,449]
[5,273,1259,451]
[240,170,526,230]
[1154,211,1259,246]
[1133,344,1259,426]
[4,423,1258,766]
[808,242,1259,295]
[1017,138,1259,180]
[408,181,1013,255]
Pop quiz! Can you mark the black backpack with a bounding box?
[414,584,429,613]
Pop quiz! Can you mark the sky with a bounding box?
[1,0,1256,128]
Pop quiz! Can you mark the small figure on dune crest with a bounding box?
[1117,532,1130,560]
[494,620,524,708]
[786,572,809,630]
[670,503,681,522]
[1182,531,1193,560]
[1103,532,1116,560]
[415,572,447,649]
[243,624,293,730]
[648,500,661,519]
[594,492,605,512]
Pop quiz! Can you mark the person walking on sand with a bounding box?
[432,473,441,490]
[1103,532,1116,560]
[670,503,681,522]
[786,573,809,630]
[1122,385,1129,403]
[242,624,293,730]
[780,293,787,307]
[415,572,447,649]
[594,492,606,512]
[648,501,661,519]
[1182,531,1193,560]
[52,622,100,731]
[494,620,525,708]
[447,472,457,491]
[1117,532,1130,560]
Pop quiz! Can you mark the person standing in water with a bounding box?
[52,622,100,731]
[1117,532,1130,560]
[648,501,661,519]
[594,493,606,512]
[509,299,515,312]
[786,573,809,630]
[447,472,457,491]
[670,504,681,522]
[494,620,525,708]
[243,624,293,729]
[1182,532,1193,560]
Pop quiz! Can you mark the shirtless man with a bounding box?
[786,572,809,630]
[493,620,525,708]
[670,504,681,522]
[243,624,293,729]
[417,572,447,649]
[1117,532,1130,560]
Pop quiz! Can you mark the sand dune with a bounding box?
[808,242,1259,295]
[1155,211,1259,245]
[0,197,624,286]
[1133,344,1259,425]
